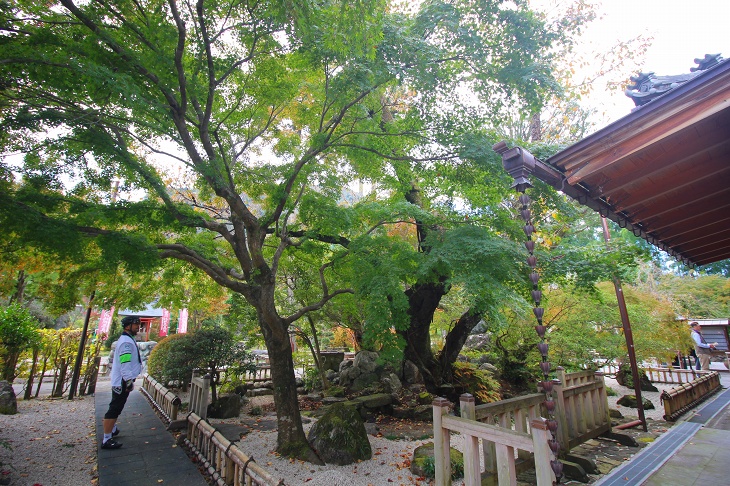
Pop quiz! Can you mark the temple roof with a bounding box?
[625,53,724,106]
[495,54,730,267]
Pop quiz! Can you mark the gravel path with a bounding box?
[0,392,97,486]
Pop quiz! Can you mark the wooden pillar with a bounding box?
[530,419,554,486]
[433,397,452,486]
[460,394,481,486]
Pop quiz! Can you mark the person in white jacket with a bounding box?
[101,316,142,449]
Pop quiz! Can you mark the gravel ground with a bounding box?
[211,376,671,485]
[0,392,97,486]
[0,372,721,486]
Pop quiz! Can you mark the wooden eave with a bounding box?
[497,58,730,267]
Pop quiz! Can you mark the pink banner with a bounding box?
[97,307,115,336]
[178,308,188,334]
[96,310,106,335]
[159,308,170,337]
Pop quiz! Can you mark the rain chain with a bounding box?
[517,190,563,483]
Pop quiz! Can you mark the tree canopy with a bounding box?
[0,0,600,460]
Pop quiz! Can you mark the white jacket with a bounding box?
[110,332,142,389]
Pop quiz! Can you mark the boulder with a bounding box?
[417,391,434,405]
[207,394,242,419]
[356,393,392,409]
[0,381,17,415]
[350,372,379,392]
[381,372,402,394]
[617,395,655,410]
[639,375,659,392]
[325,369,338,383]
[353,350,379,374]
[413,405,433,421]
[339,359,353,374]
[402,360,424,386]
[463,333,490,351]
[411,442,463,480]
[478,362,500,376]
[307,403,372,465]
[609,408,623,419]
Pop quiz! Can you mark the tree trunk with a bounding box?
[9,270,26,304]
[398,281,447,391]
[35,357,49,398]
[1,351,21,382]
[53,358,67,397]
[24,349,40,400]
[437,310,483,378]
[257,298,323,464]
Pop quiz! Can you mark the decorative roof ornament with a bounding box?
[625,53,724,106]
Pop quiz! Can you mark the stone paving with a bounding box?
[95,379,210,486]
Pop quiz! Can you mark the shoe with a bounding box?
[112,428,120,437]
[101,438,123,450]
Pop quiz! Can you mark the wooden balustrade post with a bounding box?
[483,413,497,474]
[460,394,481,486]
[530,419,554,486]
[595,372,611,430]
[514,406,530,462]
[433,398,452,486]
[553,369,569,452]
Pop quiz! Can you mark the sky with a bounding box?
[569,0,730,124]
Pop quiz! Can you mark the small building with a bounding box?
[118,303,164,342]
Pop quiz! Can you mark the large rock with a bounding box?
[339,351,382,392]
[353,350,379,373]
[351,372,379,392]
[617,395,655,410]
[639,375,659,392]
[356,393,392,409]
[381,372,402,394]
[0,381,17,415]
[411,442,463,480]
[463,333,490,351]
[308,403,372,465]
[402,360,424,386]
[207,394,243,419]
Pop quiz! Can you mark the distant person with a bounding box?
[101,316,142,449]
[690,322,717,371]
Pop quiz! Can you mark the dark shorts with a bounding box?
[104,386,131,419]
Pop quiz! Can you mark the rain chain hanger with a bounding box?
[518,189,563,483]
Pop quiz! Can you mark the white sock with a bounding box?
[112,424,118,433]
[103,433,112,442]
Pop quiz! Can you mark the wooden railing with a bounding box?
[553,368,611,450]
[661,371,722,421]
[644,367,709,384]
[470,392,545,475]
[186,412,284,486]
[243,365,272,384]
[142,373,283,485]
[190,370,211,420]
[433,395,554,486]
[141,374,182,424]
[432,369,611,485]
